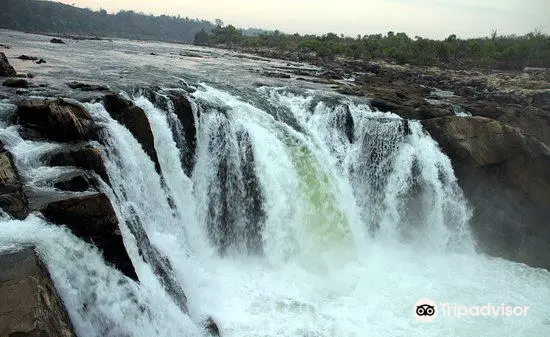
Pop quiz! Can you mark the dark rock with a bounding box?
[54,173,99,192]
[422,116,550,270]
[50,38,65,44]
[204,317,220,336]
[0,52,16,77]
[67,81,109,91]
[164,91,197,175]
[3,78,29,88]
[16,89,28,95]
[41,193,138,280]
[532,91,550,110]
[36,58,47,64]
[103,93,161,173]
[45,146,110,184]
[16,98,97,142]
[0,143,29,219]
[0,248,76,337]
[0,44,10,49]
[262,71,291,79]
[18,55,38,61]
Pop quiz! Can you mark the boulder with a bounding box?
[16,98,97,142]
[103,93,161,173]
[50,38,65,44]
[18,55,38,61]
[422,116,550,269]
[3,78,30,88]
[0,52,16,77]
[53,173,99,192]
[0,143,29,219]
[41,193,138,280]
[45,146,110,184]
[0,248,76,337]
[67,81,109,92]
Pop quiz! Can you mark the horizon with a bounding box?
[53,0,549,40]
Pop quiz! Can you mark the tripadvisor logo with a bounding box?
[414,298,529,322]
[414,298,438,322]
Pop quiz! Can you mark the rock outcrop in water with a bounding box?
[0,52,16,77]
[45,146,110,184]
[103,93,162,173]
[16,98,97,142]
[41,193,138,280]
[0,247,76,337]
[0,142,29,219]
[422,116,550,269]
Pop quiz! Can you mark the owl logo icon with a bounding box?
[416,304,435,316]
[414,298,438,322]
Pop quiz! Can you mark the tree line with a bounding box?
[195,25,550,70]
[0,0,213,43]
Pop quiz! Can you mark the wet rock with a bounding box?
[103,93,161,173]
[0,44,10,49]
[262,71,291,79]
[67,81,109,92]
[2,78,29,88]
[53,173,99,192]
[0,52,16,77]
[45,146,110,184]
[422,116,550,270]
[50,38,65,44]
[16,98,97,142]
[18,55,38,61]
[41,193,138,280]
[0,143,29,219]
[0,248,76,337]
[532,91,550,110]
[204,317,220,336]
[36,58,47,64]
[164,91,197,175]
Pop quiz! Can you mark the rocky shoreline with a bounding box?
[1,46,550,335]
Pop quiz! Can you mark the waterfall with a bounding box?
[1,82,549,337]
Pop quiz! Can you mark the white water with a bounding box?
[1,84,549,337]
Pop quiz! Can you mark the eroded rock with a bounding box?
[0,143,29,219]
[16,98,97,142]
[422,116,550,269]
[103,93,161,173]
[0,247,76,337]
[0,52,16,77]
[41,193,138,280]
[45,146,110,184]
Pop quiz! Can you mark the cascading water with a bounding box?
[0,82,549,337]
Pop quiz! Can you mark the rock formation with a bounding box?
[0,247,76,337]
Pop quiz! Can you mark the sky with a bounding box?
[56,0,550,39]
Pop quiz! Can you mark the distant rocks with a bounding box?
[67,81,109,92]
[2,78,30,88]
[50,38,65,44]
[0,248,76,337]
[41,193,138,280]
[18,55,46,64]
[0,52,16,77]
[0,44,10,49]
[15,98,98,142]
[422,116,550,270]
[103,93,161,173]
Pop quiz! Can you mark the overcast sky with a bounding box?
[57,0,549,39]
